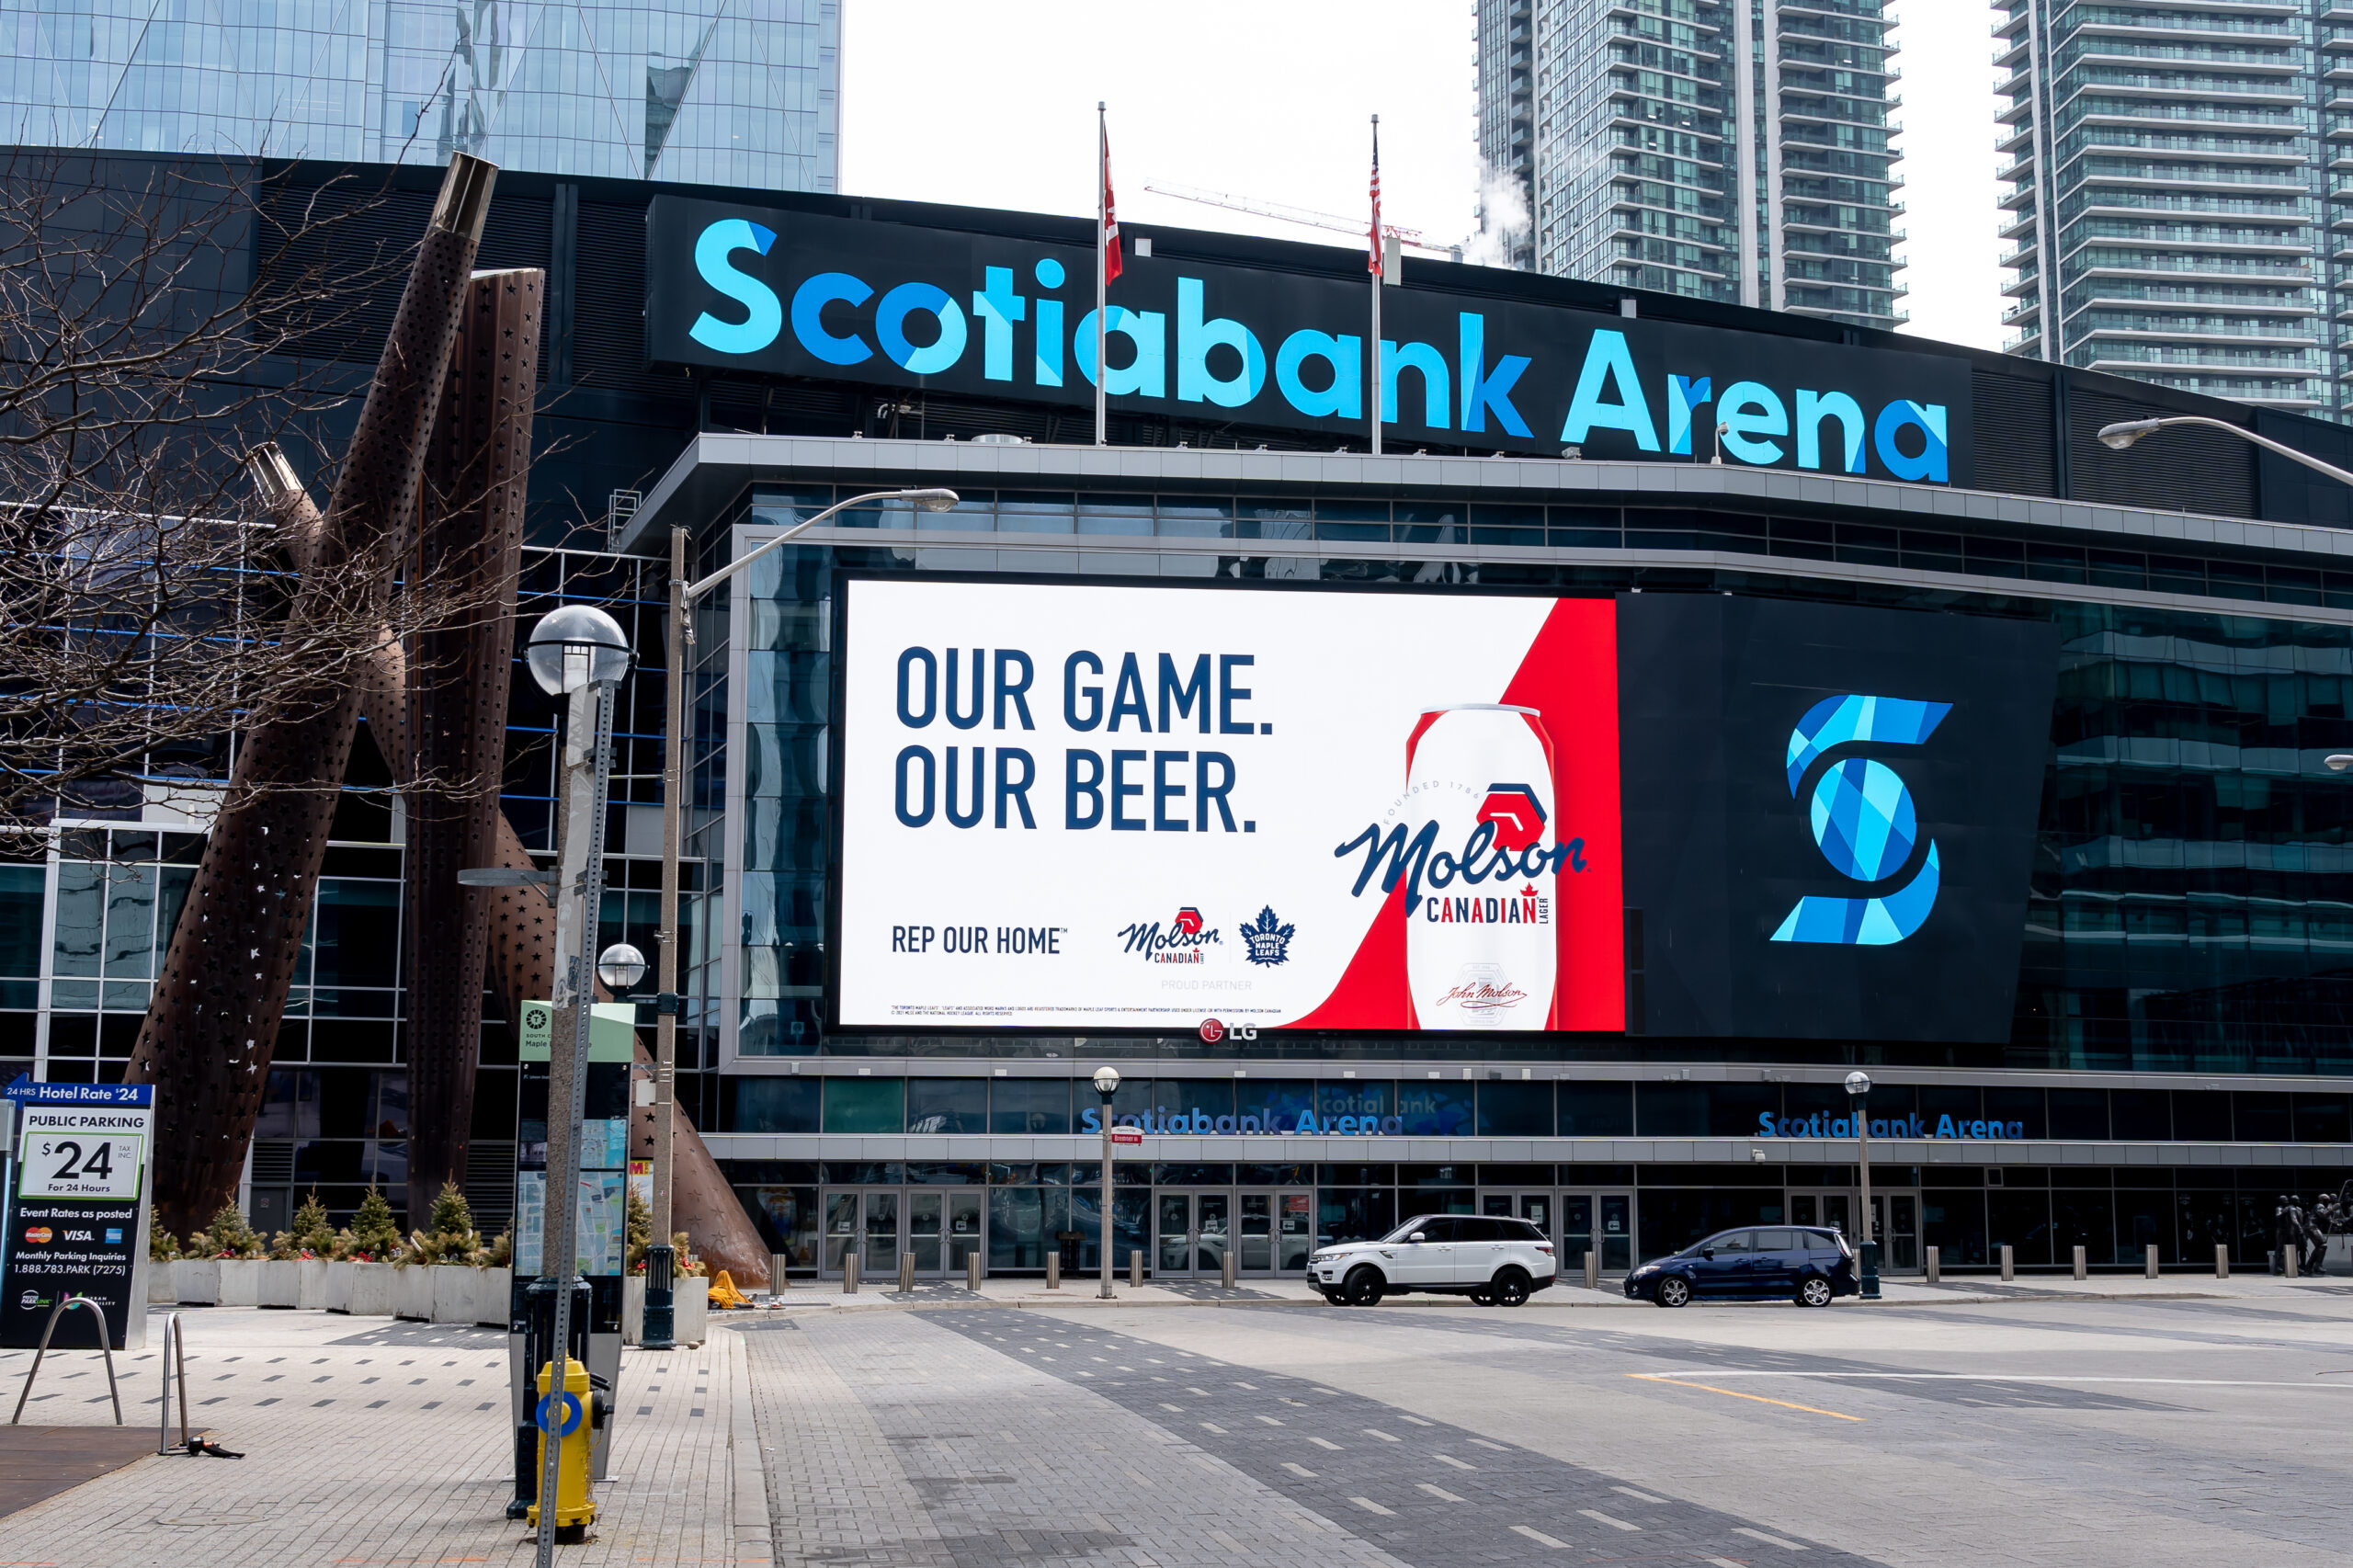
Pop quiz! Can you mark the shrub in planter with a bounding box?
[187,1201,265,1262]
[404,1180,489,1268]
[337,1187,404,1264]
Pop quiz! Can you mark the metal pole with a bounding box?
[1854,1096,1877,1299]
[539,673,618,1568]
[1099,1099,1115,1300]
[1369,113,1381,458]
[1096,101,1108,448]
[646,525,688,1347]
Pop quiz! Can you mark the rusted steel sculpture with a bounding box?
[403,267,542,1222]
[128,154,496,1241]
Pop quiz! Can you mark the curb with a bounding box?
[722,1327,773,1565]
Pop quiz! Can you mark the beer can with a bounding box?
[1403,704,1557,1031]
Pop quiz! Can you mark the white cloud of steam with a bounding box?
[1463,156,1530,268]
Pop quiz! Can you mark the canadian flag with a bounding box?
[1100,116,1122,284]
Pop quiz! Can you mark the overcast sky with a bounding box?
[840,2,2006,352]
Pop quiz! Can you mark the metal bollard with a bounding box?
[844,1253,858,1294]
[898,1253,915,1294]
[1221,1250,1236,1290]
[2000,1244,2014,1282]
[2215,1243,2230,1280]
[966,1251,983,1293]
[2144,1243,2159,1280]
[1130,1249,1143,1289]
[2286,1243,2301,1280]
[1583,1253,1599,1290]
[2072,1244,2086,1280]
[1925,1245,1940,1284]
[769,1253,790,1294]
[1046,1251,1061,1290]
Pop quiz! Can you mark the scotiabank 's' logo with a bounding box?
[1119,907,1220,963]
[1773,694,1949,947]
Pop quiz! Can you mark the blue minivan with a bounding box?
[1623,1226,1858,1308]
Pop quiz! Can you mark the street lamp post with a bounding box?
[1093,1068,1120,1299]
[523,605,633,1568]
[645,487,956,1342]
[1845,1070,1878,1301]
[2097,416,2353,488]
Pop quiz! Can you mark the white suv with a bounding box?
[1311,1215,1557,1307]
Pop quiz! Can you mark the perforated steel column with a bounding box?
[127,154,495,1241]
[404,267,544,1222]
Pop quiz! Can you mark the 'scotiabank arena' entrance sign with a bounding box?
[832,578,1626,1033]
[643,197,1972,483]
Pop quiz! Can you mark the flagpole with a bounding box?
[1370,113,1381,458]
[1096,101,1108,448]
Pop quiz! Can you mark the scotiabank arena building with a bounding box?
[21,155,2353,1278]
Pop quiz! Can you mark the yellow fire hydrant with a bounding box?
[527,1357,598,1541]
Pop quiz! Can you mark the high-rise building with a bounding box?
[1996,3,2325,415]
[0,0,841,191]
[1475,0,1903,330]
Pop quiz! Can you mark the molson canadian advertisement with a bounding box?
[833,578,1624,1032]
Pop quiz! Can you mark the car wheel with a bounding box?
[1490,1268,1531,1307]
[1343,1266,1385,1307]
[1796,1274,1834,1308]
[1656,1275,1691,1309]
[1319,1290,1346,1306]
[1468,1289,1495,1306]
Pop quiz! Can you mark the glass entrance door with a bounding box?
[1871,1191,1920,1272]
[1560,1191,1635,1276]
[1155,1190,1233,1277]
[1790,1190,1854,1245]
[822,1188,902,1277]
[905,1190,985,1278]
[1233,1190,1314,1274]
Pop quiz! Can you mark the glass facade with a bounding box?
[1997,2,2330,414]
[1476,0,1901,328]
[0,0,838,189]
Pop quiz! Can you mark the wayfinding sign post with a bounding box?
[1,1076,155,1350]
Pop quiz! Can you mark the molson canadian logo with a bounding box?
[648,199,1966,482]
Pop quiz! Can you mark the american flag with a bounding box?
[1101,117,1123,284]
[1369,118,1382,277]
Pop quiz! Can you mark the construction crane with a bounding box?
[1141,180,1459,257]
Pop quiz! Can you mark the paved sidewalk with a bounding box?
[0,1307,767,1566]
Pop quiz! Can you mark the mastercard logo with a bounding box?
[22,1226,52,1244]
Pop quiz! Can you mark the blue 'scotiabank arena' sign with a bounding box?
[642,196,1973,483]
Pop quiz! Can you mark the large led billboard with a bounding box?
[834,579,1627,1032]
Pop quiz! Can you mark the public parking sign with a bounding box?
[2,1081,154,1350]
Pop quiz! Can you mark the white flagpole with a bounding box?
[1096,101,1108,448]
[1370,113,1381,457]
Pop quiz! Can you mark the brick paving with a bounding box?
[0,1306,765,1566]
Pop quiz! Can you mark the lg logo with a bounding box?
[1772,693,1950,947]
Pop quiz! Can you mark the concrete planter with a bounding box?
[347,1262,396,1317]
[171,1259,218,1305]
[394,1264,435,1321]
[324,1260,356,1312]
[476,1267,513,1327]
[296,1258,332,1310]
[431,1266,487,1324]
[216,1259,261,1306]
[624,1275,711,1346]
[257,1260,301,1308]
[148,1266,178,1304]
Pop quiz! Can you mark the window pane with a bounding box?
[990,1078,1071,1135]
[823,1076,904,1134]
[908,1078,987,1134]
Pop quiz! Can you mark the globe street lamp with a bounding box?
[596,943,646,993]
[1845,1070,1879,1300]
[644,487,954,1343]
[523,603,632,1568]
[2097,415,2353,488]
[1093,1067,1121,1300]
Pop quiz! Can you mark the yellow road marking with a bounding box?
[1627,1372,1865,1421]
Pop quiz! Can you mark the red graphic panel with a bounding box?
[1288,598,1624,1032]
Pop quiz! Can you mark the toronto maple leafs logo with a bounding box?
[1239,905,1294,967]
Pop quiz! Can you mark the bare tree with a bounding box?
[0,148,499,828]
